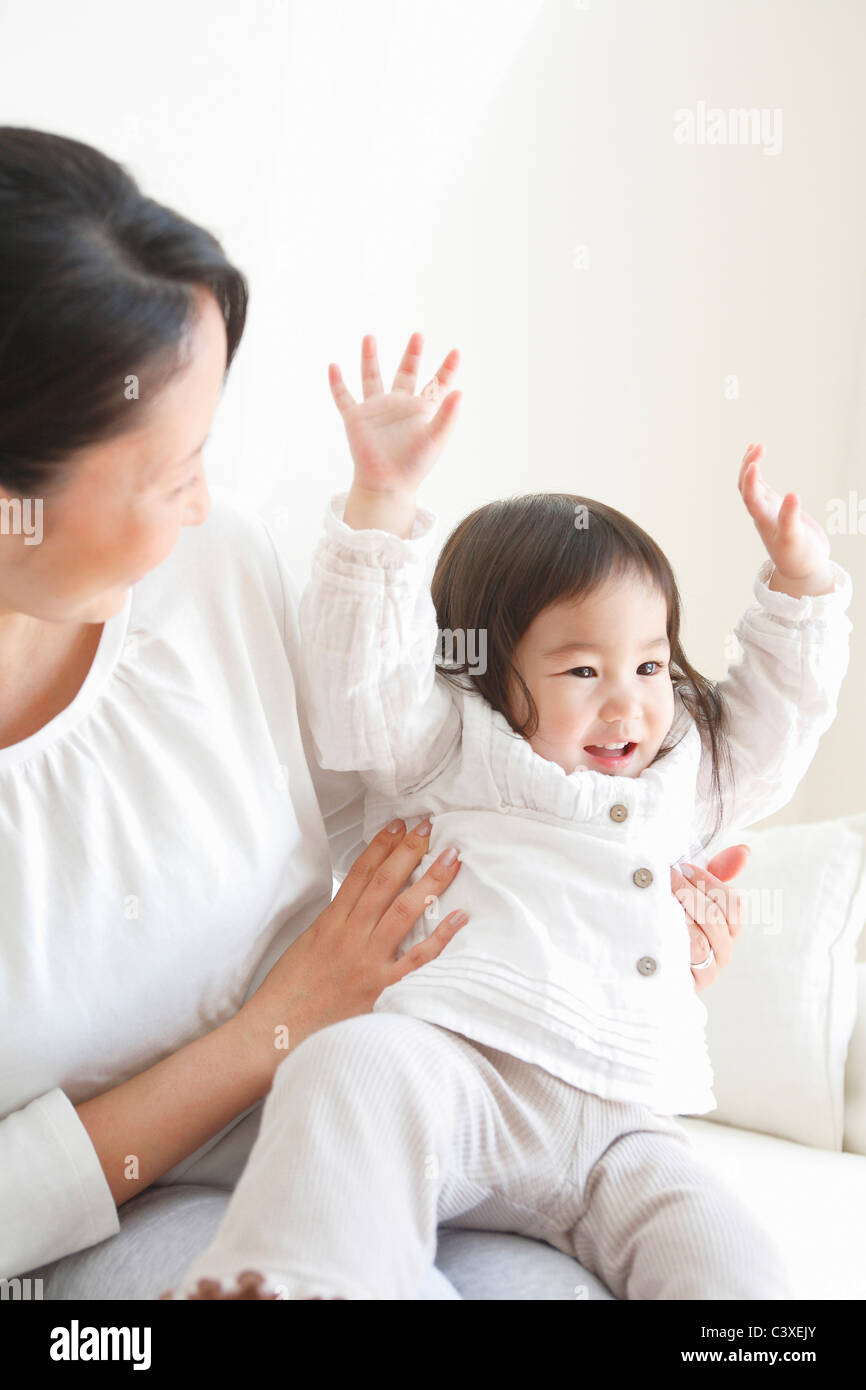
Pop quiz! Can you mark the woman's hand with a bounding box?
[236,817,466,1084]
[738,443,835,598]
[670,844,750,993]
[330,333,461,536]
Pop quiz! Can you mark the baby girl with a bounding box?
[172,334,853,1301]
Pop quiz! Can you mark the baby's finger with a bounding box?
[778,492,801,534]
[328,363,357,415]
[426,390,461,449]
[391,331,424,393]
[741,460,779,528]
[420,348,459,401]
[738,442,763,493]
[361,334,385,399]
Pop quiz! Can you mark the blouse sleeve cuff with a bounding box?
[0,1087,119,1277]
[323,492,438,565]
[752,557,854,624]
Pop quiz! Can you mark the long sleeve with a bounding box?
[297,492,461,801]
[260,510,367,883]
[691,556,854,853]
[0,1088,119,1278]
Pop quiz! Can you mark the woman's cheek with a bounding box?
[130,514,184,575]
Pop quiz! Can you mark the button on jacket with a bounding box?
[298,493,854,1115]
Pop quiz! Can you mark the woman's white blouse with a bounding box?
[298,492,855,1117]
[0,487,366,1279]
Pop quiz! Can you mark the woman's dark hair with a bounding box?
[431,493,734,846]
[0,127,248,495]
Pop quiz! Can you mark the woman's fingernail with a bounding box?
[437,846,459,867]
[448,910,468,928]
[680,864,696,880]
[415,818,433,836]
[386,819,404,833]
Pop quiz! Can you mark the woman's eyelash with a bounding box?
[568,661,667,678]
[171,476,197,497]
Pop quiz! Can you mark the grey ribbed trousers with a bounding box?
[170,1012,793,1300]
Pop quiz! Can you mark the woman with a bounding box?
[0,127,747,1300]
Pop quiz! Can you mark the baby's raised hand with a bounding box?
[737,443,832,593]
[328,333,461,498]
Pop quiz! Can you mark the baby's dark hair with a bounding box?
[430,492,733,846]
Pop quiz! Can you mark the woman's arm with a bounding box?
[73,818,466,1210]
[2,819,468,1277]
[74,1012,266,1208]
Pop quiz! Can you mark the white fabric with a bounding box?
[0,485,367,1280]
[698,813,866,1150]
[298,491,854,1118]
[845,964,866,1155]
[171,1012,792,1301]
[680,1116,866,1300]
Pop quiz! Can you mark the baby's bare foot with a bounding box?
[158,1270,346,1300]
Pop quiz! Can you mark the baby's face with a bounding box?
[509,572,675,778]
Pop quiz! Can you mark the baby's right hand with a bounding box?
[329,333,461,535]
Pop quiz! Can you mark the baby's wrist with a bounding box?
[767,561,836,599]
[343,482,418,538]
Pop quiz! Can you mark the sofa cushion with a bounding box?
[680,1116,866,1299]
[844,965,866,1154]
[684,813,866,1150]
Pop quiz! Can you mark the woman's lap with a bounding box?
[24,1186,232,1301]
[433,1228,613,1300]
[23,1183,610,1300]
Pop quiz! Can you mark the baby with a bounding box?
[173,335,853,1301]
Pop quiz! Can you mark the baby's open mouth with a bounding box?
[583,742,637,765]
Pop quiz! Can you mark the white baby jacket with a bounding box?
[298,492,854,1115]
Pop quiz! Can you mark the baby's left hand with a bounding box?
[738,443,831,585]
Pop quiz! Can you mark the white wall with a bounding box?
[1,0,863,829]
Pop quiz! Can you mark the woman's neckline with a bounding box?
[0,588,133,771]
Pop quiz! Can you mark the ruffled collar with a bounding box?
[455,684,702,851]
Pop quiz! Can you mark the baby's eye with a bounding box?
[567,662,667,678]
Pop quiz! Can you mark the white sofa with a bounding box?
[673,812,866,1300]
